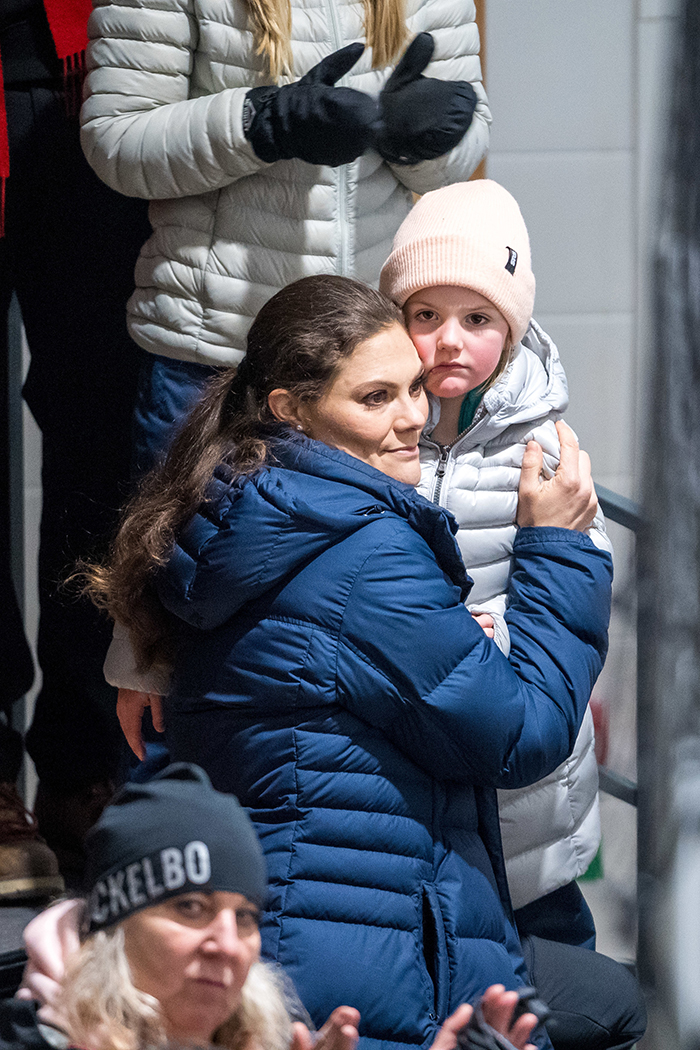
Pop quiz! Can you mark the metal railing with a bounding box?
[595,485,641,810]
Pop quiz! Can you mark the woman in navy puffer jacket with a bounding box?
[90,276,612,1050]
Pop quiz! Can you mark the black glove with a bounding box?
[374,33,478,165]
[243,43,377,166]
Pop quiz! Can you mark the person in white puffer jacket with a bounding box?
[380,179,613,950]
[80,0,490,472]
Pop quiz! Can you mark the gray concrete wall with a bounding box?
[485,0,680,500]
[484,0,681,969]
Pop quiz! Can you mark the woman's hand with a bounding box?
[374,33,477,164]
[432,985,537,1050]
[17,899,83,1027]
[244,45,376,167]
[117,688,164,761]
[517,420,598,532]
[292,987,537,1050]
[291,1006,361,1050]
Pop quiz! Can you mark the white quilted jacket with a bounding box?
[418,319,610,909]
[80,0,490,364]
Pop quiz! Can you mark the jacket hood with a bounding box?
[424,318,568,443]
[157,431,470,631]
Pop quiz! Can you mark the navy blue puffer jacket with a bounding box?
[158,432,612,1050]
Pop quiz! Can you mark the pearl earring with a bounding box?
[296,424,304,432]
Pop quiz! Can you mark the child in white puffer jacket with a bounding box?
[380,178,612,949]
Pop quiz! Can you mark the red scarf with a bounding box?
[0,53,8,237]
[0,0,92,235]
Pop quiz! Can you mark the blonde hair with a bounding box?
[57,927,293,1050]
[485,341,516,393]
[248,0,407,78]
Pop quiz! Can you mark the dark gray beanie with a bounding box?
[84,764,267,932]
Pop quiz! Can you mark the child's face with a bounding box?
[404,286,510,400]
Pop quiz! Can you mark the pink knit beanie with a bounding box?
[379,180,536,345]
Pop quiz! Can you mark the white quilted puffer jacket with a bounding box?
[418,319,611,910]
[80,0,490,365]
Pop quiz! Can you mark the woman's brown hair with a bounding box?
[247,0,407,78]
[84,275,403,672]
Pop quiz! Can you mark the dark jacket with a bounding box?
[0,1000,61,1050]
[159,432,613,1050]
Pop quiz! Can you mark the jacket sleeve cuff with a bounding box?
[514,525,598,550]
[103,621,171,695]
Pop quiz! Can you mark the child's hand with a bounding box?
[472,612,495,639]
[117,688,164,761]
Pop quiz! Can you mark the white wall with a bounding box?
[485,0,680,501]
[483,0,682,965]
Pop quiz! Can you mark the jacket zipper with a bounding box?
[337,164,348,274]
[324,0,348,274]
[325,0,342,49]
[432,444,450,504]
[426,404,489,505]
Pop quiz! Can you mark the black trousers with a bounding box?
[0,81,151,789]
[515,882,597,950]
[522,935,647,1050]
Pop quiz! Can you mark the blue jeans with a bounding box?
[133,354,221,478]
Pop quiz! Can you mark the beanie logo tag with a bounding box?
[505,247,518,275]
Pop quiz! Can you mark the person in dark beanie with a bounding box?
[82,762,268,929]
[10,763,541,1050]
[12,763,295,1050]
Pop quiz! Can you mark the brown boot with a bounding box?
[34,780,114,891]
[0,783,64,901]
